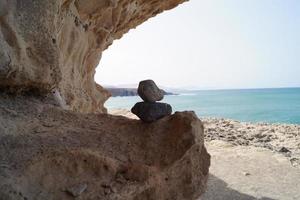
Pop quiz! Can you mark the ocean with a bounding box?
[105,88,300,124]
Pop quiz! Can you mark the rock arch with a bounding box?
[0,0,187,113]
[0,1,210,199]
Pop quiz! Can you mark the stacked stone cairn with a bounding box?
[131,80,172,122]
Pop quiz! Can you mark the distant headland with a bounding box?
[105,87,177,97]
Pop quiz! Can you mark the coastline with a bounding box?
[105,87,300,125]
[203,117,300,165]
[105,87,176,97]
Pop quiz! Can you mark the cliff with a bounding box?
[106,87,176,97]
[0,0,187,113]
[0,0,210,199]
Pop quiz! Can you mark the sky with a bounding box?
[95,0,300,90]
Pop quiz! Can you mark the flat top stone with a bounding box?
[131,102,172,122]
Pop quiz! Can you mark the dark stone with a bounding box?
[137,80,164,102]
[131,102,172,122]
[279,147,290,153]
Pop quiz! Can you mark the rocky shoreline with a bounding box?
[203,118,300,168]
[109,109,300,168]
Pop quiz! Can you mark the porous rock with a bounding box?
[0,0,188,113]
[137,80,164,102]
[131,102,172,122]
[0,95,210,200]
[0,0,211,199]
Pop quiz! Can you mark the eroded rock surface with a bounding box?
[0,1,211,199]
[0,95,210,200]
[0,0,187,113]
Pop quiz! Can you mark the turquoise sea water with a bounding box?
[105,88,300,124]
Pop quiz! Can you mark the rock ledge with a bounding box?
[0,95,210,200]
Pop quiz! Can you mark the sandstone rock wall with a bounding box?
[0,1,211,199]
[0,0,187,113]
[0,95,210,200]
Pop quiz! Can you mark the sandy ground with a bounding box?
[201,141,300,200]
[109,109,300,200]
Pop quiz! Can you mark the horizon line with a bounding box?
[102,84,300,91]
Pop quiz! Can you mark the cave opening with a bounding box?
[94,0,300,124]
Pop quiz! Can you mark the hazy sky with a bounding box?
[95,0,300,89]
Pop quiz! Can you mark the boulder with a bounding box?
[131,102,172,122]
[0,95,210,200]
[137,80,164,102]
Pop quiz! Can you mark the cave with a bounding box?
[0,1,210,199]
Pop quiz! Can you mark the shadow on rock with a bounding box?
[200,174,275,200]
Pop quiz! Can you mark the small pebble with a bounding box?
[66,183,87,197]
[242,172,251,176]
[279,147,290,153]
